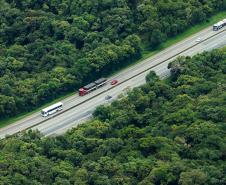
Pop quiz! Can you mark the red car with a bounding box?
[111,79,118,85]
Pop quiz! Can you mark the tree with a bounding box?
[145,71,159,84]
[73,168,89,185]
[149,29,166,48]
[0,95,17,117]
[179,170,207,185]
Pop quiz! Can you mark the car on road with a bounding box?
[111,79,118,85]
[195,37,202,42]
[105,95,112,100]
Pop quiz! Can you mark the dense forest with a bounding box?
[0,48,225,184]
[0,0,226,118]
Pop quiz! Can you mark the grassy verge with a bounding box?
[1,11,226,128]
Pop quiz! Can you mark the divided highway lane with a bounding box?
[34,29,226,137]
[0,26,225,138]
[34,75,146,136]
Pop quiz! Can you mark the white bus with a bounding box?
[41,102,63,117]
[213,19,226,31]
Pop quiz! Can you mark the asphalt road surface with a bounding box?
[0,26,226,138]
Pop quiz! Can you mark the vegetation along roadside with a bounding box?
[0,0,226,126]
[0,47,225,184]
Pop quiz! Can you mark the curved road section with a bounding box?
[0,26,226,138]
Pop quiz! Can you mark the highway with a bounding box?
[0,26,226,138]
